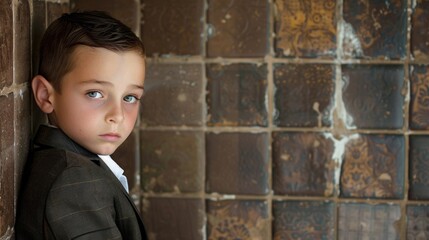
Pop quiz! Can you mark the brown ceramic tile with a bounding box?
[338,203,401,240]
[342,0,407,59]
[342,65,405,129]
[410,65,429,130]
[340,134,405,199]
[142,197,205,240]
[112,131,137,190]
[206,132,269,195]
[274,63,335,127]
[141,63,203,127]
[409,135,429,200]
[411,0,429,60]
[47,1,69,25]
[14,0,30,85]
[207,200,270,240]
[32,0,46,76]
[140,130,204,193]
[207,0,269,58]
[206,63,268,127]
[274,0,336,58]
[0,94,14,235]
[71,0,139,33]
[272,132,335,196]
[141,0,204,56]
[407,205,429,239]
[0,0,13,89]
[273,201,335,239]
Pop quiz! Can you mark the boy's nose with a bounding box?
[106,101,124,123]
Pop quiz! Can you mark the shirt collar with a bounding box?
[97,155,124,180]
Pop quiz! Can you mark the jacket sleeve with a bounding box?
[44,165,122,240]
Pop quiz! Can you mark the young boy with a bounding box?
[15,11,148,239]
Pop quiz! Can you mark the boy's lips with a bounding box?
[99,133,121,141]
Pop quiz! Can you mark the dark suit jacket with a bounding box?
[15,125,147,240]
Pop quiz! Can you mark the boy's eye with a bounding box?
[86,91,103,99]
[123,95,139,103]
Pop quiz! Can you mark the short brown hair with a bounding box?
[38,11,145,91]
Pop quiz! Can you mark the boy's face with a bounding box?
[50,46,145,155]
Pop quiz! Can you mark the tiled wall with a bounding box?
[3,0,429,239]
[139,0,429,239]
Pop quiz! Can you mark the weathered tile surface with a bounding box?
[275,0,336,58]
[340,134,405,199]
[0,94,14,235]
[338,203,401,240]
[272,132,335,196]
[207,200,270,240]
[407,205,429,239]
[273,201,335,239]
[207,0,269,57]
[140,130,204,193]
[47,1,69,24]
[342,65,405,129]
[411,0,429,60]
[206,132,270,195]
[0,0,13,89]
[14,0,30,85]
[142,197,205,240]
[410,65,429,130]
[342,0,407,59]
[409,135,429,200]
[206,63,268,127]
[141,63,203,126]
[274,63,335,127]
[141,0,204,56]
[71,0,139,32]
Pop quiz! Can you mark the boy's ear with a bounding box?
[31,75,55,114]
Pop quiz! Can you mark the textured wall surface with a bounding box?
[3,0,429,239]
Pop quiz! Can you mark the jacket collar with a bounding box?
[34,125,100,162]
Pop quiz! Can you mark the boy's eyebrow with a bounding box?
[80,79,145,90]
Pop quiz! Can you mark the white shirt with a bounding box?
[98,155,129,193]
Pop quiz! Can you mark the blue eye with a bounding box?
[87,91,103,99]
[124,95,139,103]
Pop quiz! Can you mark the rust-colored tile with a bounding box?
[141,63,203,127]
[0,94,14,235]
[274,0,336,58]
[338,203,401,240]
[112,131,137,190]
[410,65,429,130]
[207,200,270,240]
[206,132,269,195]
[207,0,269,57]
[206,63,268,127]
[141,0,204,56]
[71,0,139,32]
[342,0,407,59]
[47,1,69,25]
[342,65,405,129]
[407,205,429,239]
[340,134,405,199]
[273,201,335,239]
[0,0,13,89]
[409,135,429,200]
[411,0,429,60]
[274,63,335,127]
[140,130,204,193]
[14,0,30,85]
[142,197,205,240]
[272,132,335,197]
